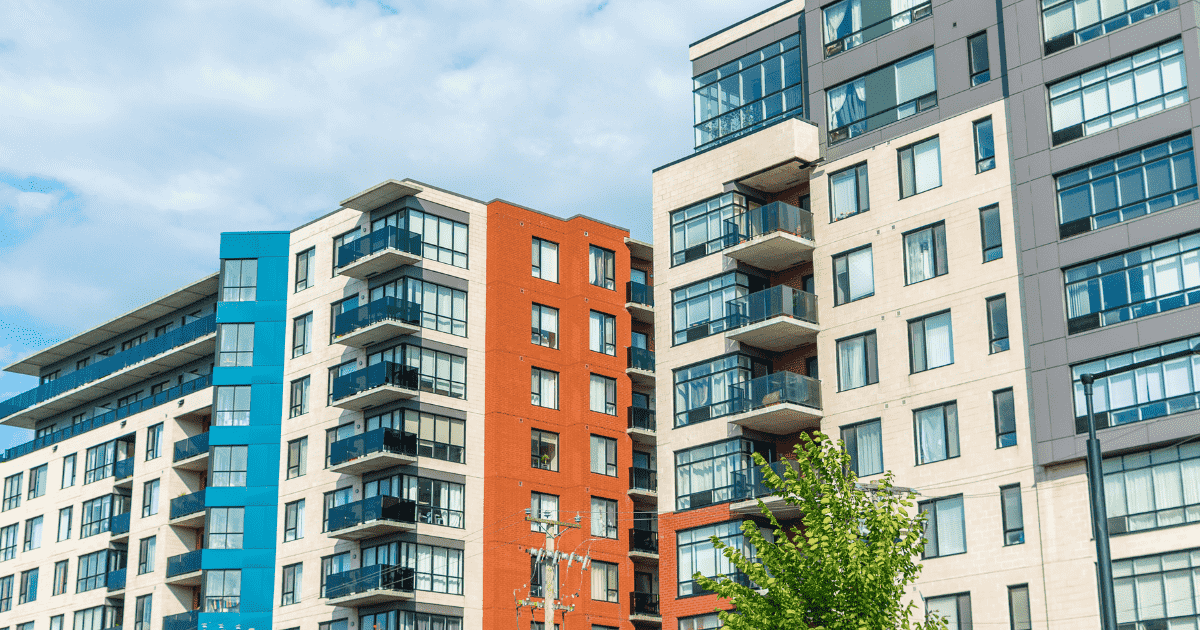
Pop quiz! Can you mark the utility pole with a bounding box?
[517,512,586,629]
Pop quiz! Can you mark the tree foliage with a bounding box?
[693,432,946,630]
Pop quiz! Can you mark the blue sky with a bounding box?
[0,0,769,447]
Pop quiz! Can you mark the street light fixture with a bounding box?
[1079,346,1198,630]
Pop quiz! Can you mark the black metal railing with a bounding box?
[324,565,416,599]
[326,495,418,532]
[166,549,203,578]
[630,467,657,493]
[824,1,932,57]
[170,490,206,521]
[333,297,421,338]
[114,457,134,481]
[336,225,422,269]
[110,512,131,536]
[163,612,198,630]
[107,568,126,592]
[1044,0,1176,55]
[173,432,210,462]
[730,371,822,414]
[628,347,654,372]
[628,406,656,432]
[331,362,419,402]
[626,281,653,306]
[330,427,417,467]
[727,285,818,330]
[724,201,814,245]
[630,528,658,554]
[631,592,661,616]
[0,314,216,422]
[829,91,937,144]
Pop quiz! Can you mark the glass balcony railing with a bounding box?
[630,528,658,554]
[330,428,417,467]
[724,201,814,245]
[628,347,654,371]
[110,512,131,536]
[173,432,210,462]
[727,285,817,329]
[631,592,661,616]
[107,568,126,592]
[336,226,422,269]
[163,612,198,630]
[327,495,418,532]
[331,362,419,402]
[167,549,203,578]
[325,565,416,599]
[0,314,216,422]
[170,490,206,521]
[114,457,134,481]
[630,467,657,493]
[628,406,655,432]
[730,371,822,413]
[626,282,653,306]
[333,297,420,338]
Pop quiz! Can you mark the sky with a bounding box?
[0,0,771,447]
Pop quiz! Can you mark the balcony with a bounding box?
[166,549,203,586]
[627,406,656,445]
[107,568,127,594]
[629,528,659,563]
[172,432,210,471]
[169,489,206,527]
[330,428,418,475]
[114,457,134,486]
[331,362,419,411]
[630,592,662,622]
[627,348,655,385]
[629,467,657,503]
[722,202,814,271]
[730,460,803,519]
[163,612,198,630]
[110,512,131,540]
[327,495,418,540]
[332,298,421,348]
[725,286,818,351]
[324,565,416,607]
[626,282,654,323]
[336,226,422,280]
[0,315,217,429]
[726,372,822,434]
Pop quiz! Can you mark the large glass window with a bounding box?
[677,521,757,596]
[2,473,20,510]
[81,494,123,537]
[211,446,249,487]
[980,204,1003,261]
[204,569,241,612]
[1056,135,1196,238]
[909,311,954,373]
[675,438,772,510]
[693,34,803,149]
[77,550,109,592]
[364,474,465,528]
[532,237,558,282]
[590,246,615,290]
[289,377,310,418]
[987,295,1010,354]
[903,222,948,284]
[828,49,936,143]
[591,560,619,602]
[0,523,15,560]
[589,311,616,355]
[1048,39,1186,145]
[919,495,966,558]
[284,500,305,542]
[84,442,116,484]
[28,464,46,499]
[281,563,301,605]
[1113,547,1200,628]
[368,344,467,399]
[823,0,932,56]
[531,367,559,409]
[530,492,558,532]
[220,259,257,302]
[218,323,254,366]
[532,304,559,348]
[1042,0,1179,54]
[898,137,942,199]
[837,331,878,391]
[1064,233,1200,334]
[207,507,244,549]
[669,194,753,265]
[214,386,251,426]
[590,375,617,415]
[841,419,883,477]
[138,537,155,574]
[23,516,42,550]
[590,497,618,538]
[673,354,767,427]
[369,277,468,337]
[672,273,752,344]
[365,408,466,463]
[141,479,159,517]
[373,209,468,268]
[590,435,618,476]
[915,402,959,465]
[830,162,869,221]
[531,429,558,471]
[926,593,972,629]
[679,614,724,630]
[833,245,874,305]
[287,437,307,479]
[1103,443,1200,534]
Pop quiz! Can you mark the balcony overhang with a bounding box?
[337,249,421,281]
[627,488,658,504]
[340,180,423,213]
[2,334,217,429]
[626,367,655,385]
[165,570,203,587]
[626,426,655,446]
[333,320,420,349]
[726,318,819,352]
[329,451,418,476]
[624,237,653,262]
[628,550,659,564]
[327,519,417,541]
[626,302,654,323]
[723,232,815,271]
[730,495,803,520]
[629,612,663,625]
[169,510,206,529]
[326,589,415,608]
[173,451,210,472]
[331,385,418,411]
[727,403,822,435]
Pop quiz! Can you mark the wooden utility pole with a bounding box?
[517,513,586,629]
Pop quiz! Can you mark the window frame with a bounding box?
[589,374,618,416]
[902,221,949,285]
[835,330,879,391]
[289,376,310,418]
[914,401,960,465]
[898,136,942,199]
[986,294,1009,353]
[590,435,618,477]
[841,419,884,477]
[994,388,1017,448]
[968,31,990,86]
[532,237,559,282]
[980,204,1003,262]
[292,312,313,358]
[919,494,967,559]
[287,437,308,479]
[589,245,616,290]
[531,429,559,472]
[829,162,870,221]
[1000,484,1025,546]
[832,245,874,306]
[590,496,618,539]
[295,247,315,293]
[908,310,955,373]
[589,310,617,355]
[531,367,559,410]
[137,536,156,575]
[1008,584,1032,630]
[210,446,249,487]
[220,258,258,302]
[532,303,560,349]
[925,592,973,629]
[974,118,996,173]
[284,499,305,542]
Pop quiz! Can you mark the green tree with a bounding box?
[693,432,946,630]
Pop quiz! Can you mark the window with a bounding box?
[214,385,251,426]
[672,272,752,343]
[841,420,883,477]
[532,238,558,282]
[292,313,312,357]
[137,537,155,574]
[400,208,469,268]
[134,595,152,630]
[117,391,145,409]
[3,474,21,510]
[57,507,71,541]
[81,495,119,537]
[26,465,45,499]
[1049,40,1186,145]
[589,311,616,355]
[1074,334,1200,434]
[61,454,75,488]
[531,429,559,471]
[590,246,615,289]
[0,575,10,612]
[670,194,753,265]
[828,49,936,143]
[675,438,772,510]
[1113,547,1200,627]
[322,488,352,531]
[1000,484,1024,545]
[295,247,315,292]
[145,424,162,460]
[532,304,559,348]
[822,0,930,57]
[909,311,954,373]
[590,435,618,476]
[974,118,995,173]
[673,354,767,427]
[833,246,874,305]
[217,323,254,366]
[205,507,244,549]
[332,228,360,273]
[368,344,467,398]
[21,517,41,551]
[365,409,466,463]
[330,297,358,342]
[693,34,803,149]
[829,162,869,221]
[75,605,122,630]
[287,437,308,479]
[919,495,966,558]
[204,569,241,612]
[325,424,354,467]
[915,402,959,465]
[968,31,989,85]
[284,500,305,541]
[926,593,972,629]
[980,205,1002,261]
[397,543,463,594]
[52,561,66,595]
[591,561,618,602]
[590,497,618,538]
[363,475,465,528]
[142,479,159,517]
[17,568,36,604]
[1008,585,1032,630]
[531,367,559,409]
[1064,233,1200,334]
[836,331,878,391]
[1043,0,1180,54]
[1103,443,1200,533]
[77,550,108,592]
[369,277,468,337]
[677,521,756,596]
[220,259,257,301]
[52,617,64,630]
[985,295,1010,353]
[211,446,248,487]
[589,375,617,415]
[679,614,724,630]
[281,563,302,605]
[994,388,1017,448]
[121,334,147,352]
[0,525,15,560]
[290,377,310,418]
[530,493,558,532]
[898,137,942,198]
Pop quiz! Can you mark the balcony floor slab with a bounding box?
[626,427,656,446]
[626,303,654,323]
[332,385,418,411]
[327,519,417,541]
[628,550,659,564]
[727,402,822,435]
[726,317,818,352]
[169,511,206,529]
[723,233,814,272]
[326,589,415,608]
[329,452,418,476]
[173,453,210,472]
[626,367,655,386]
[627,488,658,504]
[333,320,421,349]
[165,570,203,587]
[338,250,420,281]
[730,495,803,520]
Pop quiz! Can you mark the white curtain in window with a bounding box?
[924,313,954,368]
[927,597,958,629]
[1124,468,1155,514]
[914,139,941,192]
[838,336,865,390]
[858,422,883,475]
[891,0,915,27]
[830,169,859,220]
[591,564,605,599]
[936,497,965,555]
[1152,464,1184,509]
[1135,573,1166,619]
[1114,578,1137,624]
[448,484,464,527]
[1163,569,1195,617]
[906,230,935,283]
[828,80,866,128]
[590,376,606,413]
[1075,0,1100,27]
[1050,91,1083,131]
[1162,356,1192,397]
[916,408,946,463]
[1107,371,1136,410]
[1105,474,1128,517]
[848,248,873,300]
[824,0,849,42]
[895,51,936,104]
[694,538,717,578]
